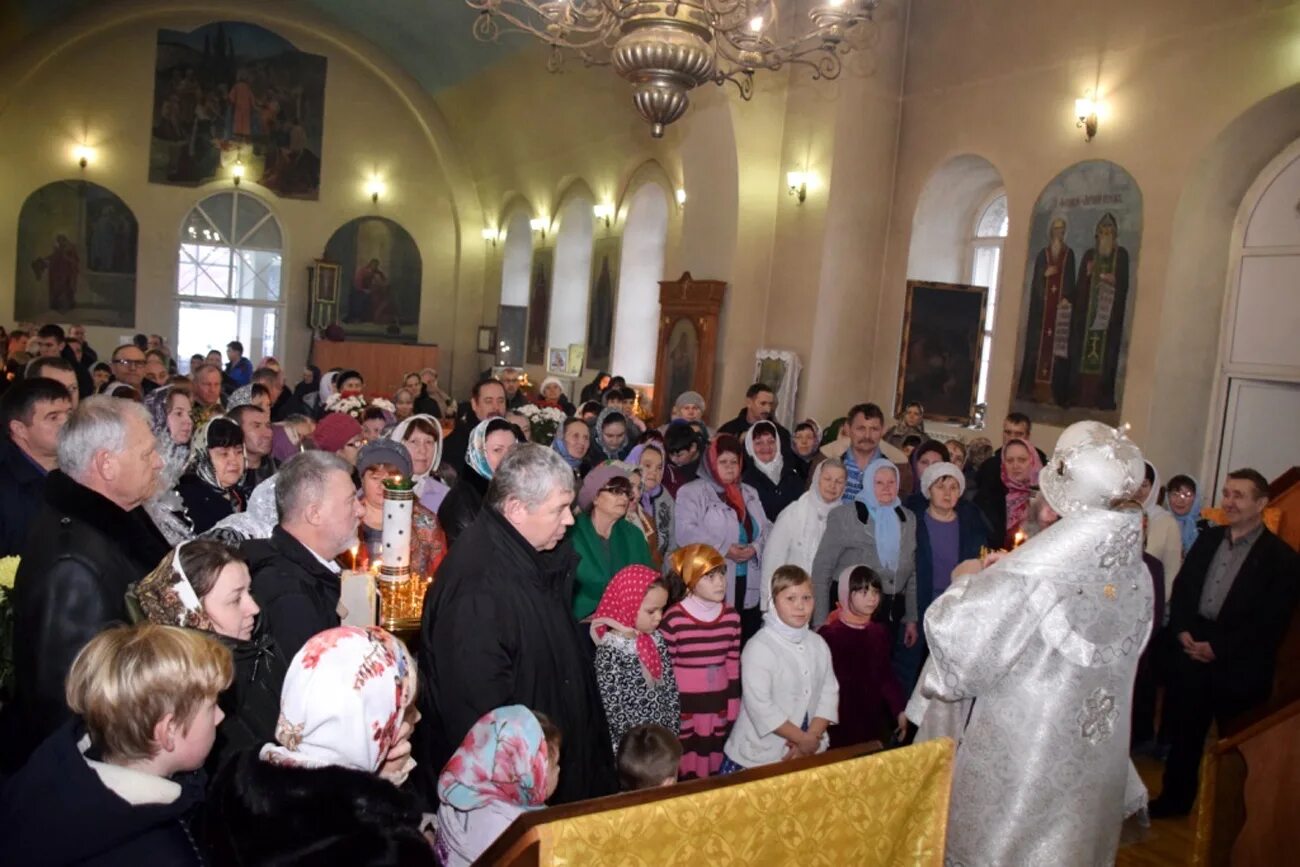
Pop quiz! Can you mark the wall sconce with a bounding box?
[481,227,499,247]
[675,188,687,208]
[367,177,385,204]
[1076,94,1099,143]
[232,157,245,187]
[592,202,614,228]
[73,145,94,170]
[787,171,808,204]
[530,216,548,240]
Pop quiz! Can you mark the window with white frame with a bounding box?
[611,183,669,384]
[176,191,284,372]
[969,191,1008,407]
[497,210,533,367]
[547,195,594,352]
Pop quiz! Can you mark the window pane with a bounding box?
[178,301,239,363]
[233,194,270,245]
[243,216,282,251]
[198,193,235,243]
[235,249,282,301]
[977,334,993,406]
[977,194,1008,238]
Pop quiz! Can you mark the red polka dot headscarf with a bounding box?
[590,564,665,682]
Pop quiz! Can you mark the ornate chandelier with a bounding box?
[466,1,880,137]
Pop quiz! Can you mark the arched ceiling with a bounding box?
[2,0,523,94]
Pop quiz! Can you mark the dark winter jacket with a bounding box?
[742,462,805,523]
[437,464,490,547]
[206,626,287,775]
[0,438,47,557]
[416,505,618,805]
[5,470,170,767]
[202,749,433,866]
[177,472,244,535]
[907,498,989,620]
[243,526,343,660]
[0,720,207,866]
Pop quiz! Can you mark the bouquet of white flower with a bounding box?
[518,403,568,445]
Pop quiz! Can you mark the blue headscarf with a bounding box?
[854,457,901,572]
[551,426,582,470]
[466,418,499,481]
[1172,476,1203,555]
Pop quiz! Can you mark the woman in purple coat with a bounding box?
[674,435,767,641]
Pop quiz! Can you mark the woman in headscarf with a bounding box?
[1165,474,1205,556]
[585,406,633,466]
[143,385,196,544]
[130,539,287,776]
[627,441,675,566]
[976,437,1042,548]
[307,368,341,419]
[178,416,247,534]
[535,376,576,416]
[435,706,560,867]
[760,459,847,612]
[741,420,803,522]
[810,458,918,651]
[388,413,450,514]
[579,371,611,404]
[569,463,654,622]
[552,417,591,480]
[1136,460,1183,604]
[884,401,927,449]
[438,417,524,545]
[204,626,430,864]
[674,435,768,640]
[392,386,416,422]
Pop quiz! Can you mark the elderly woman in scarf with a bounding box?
[742,420,804,522]
[810,458,918,650]
[674,435,768,639]
[552,417,591,480]
[388,413,450,513]
[761,459,848,612]
[143,385,197,544]
[178,416,247,534]
[627,441,675,567]
[438,417,524,546]
[129,539,286,775]
[1165,473,1205,556]
[205,625,430,864]
[976,436,1043,548]
[436,705,560,867]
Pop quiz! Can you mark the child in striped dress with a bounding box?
[659,544,742,780]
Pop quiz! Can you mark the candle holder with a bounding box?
[378,475,424,632]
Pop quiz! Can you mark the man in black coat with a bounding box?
[5,396,170,768]
[1150,468,1300,817]
[0,378,72,556]
[717,382,794,456]
[244,451,363,660]
[417,443,618,804]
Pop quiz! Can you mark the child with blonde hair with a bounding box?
[722,565,839,771]
[658,543,741,779]
[0,623,231,865]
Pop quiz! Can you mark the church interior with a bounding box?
[1,0,1298,864]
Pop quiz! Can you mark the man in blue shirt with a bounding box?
[0,378,72,555]
[225,340,254,387]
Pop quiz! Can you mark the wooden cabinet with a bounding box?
[651,272,727,424]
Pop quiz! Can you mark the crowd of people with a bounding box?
[0,321,1295,864]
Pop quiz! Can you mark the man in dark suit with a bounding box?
[1150,468,1300,817]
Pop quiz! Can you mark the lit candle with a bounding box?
[1012,529,1027,549]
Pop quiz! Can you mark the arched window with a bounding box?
[176,191,284,370]
[969,191,1008,407]
[497,210,533,367]
[611,183,669,383]
[547,195,594,354]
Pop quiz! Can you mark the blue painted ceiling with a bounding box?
[6,0,523,93]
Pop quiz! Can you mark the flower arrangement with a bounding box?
[0,556,19,697]
[324,392,394,421]
[518,403,568,446]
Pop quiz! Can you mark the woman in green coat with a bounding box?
[569,462,653,621]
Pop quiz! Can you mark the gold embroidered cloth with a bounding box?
[536,738,954,866]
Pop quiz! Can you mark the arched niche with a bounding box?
[14,180,139,326]
[547,192,595,355]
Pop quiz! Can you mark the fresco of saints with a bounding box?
[1067,213,1129,411]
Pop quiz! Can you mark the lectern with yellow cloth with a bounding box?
[479,739,955,866]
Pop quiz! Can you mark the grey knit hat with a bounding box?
[356,439,413,478]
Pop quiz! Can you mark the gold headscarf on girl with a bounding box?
[669,543,726,590]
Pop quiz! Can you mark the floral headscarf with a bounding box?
[590,564,665,683]
[134,542,210,630]
[189,417,246,511]
[144,385,191,490]
[227,384,255,411]
[853,458,902,572]
[437,705,551,813]
[261,626,417,779]
[1001,437,1043,544]
[701,435,747,523]
[466,417,518,481]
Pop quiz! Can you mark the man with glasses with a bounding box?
[109,344,147,394]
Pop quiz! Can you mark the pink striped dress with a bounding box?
[658,601,742,779]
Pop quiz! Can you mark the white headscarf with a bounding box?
[261,626,417,782]
[387,413,443,481]
[318,370,340,404]
[209,476,279,541]
[1142,461,1167,516]
[743,420,785,485]
[798,458,843,542]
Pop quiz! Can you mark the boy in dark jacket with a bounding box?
[0,623,232,866]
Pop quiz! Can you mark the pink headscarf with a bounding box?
[590,564,665,682]
[437,705,551,812]
[1001,438,1043,546]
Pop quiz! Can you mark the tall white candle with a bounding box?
[380,481,414,582]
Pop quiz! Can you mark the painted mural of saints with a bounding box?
[1016,216,1076,406]
[1067,212,1129,411]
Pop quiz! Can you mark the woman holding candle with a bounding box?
[438,417,525,546]
[354,439,446,581]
